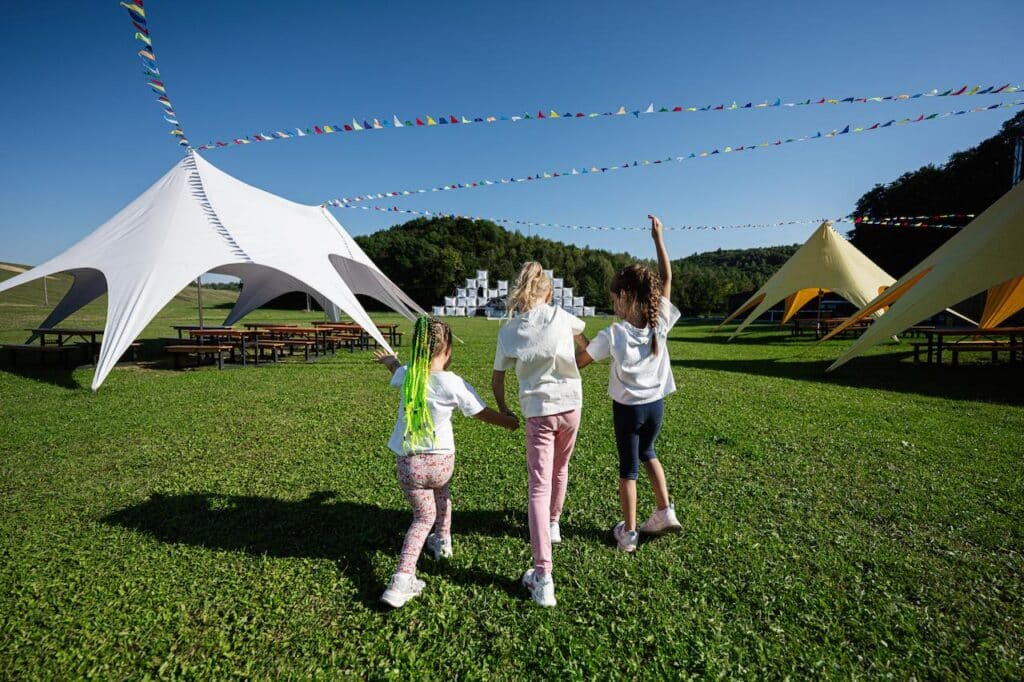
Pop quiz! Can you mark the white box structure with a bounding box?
[583,306,595,316]
[432,306,445,316]
[438,272,591,318]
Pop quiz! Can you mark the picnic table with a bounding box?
[315,322,402,346]
[186,328,263,366]
[172,325,231,339]
[908,326,1024,365]
[259,326,337,355]
[29,327,105,360]
[788,317,871,340]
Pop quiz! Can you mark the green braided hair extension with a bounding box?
[402,316,437,451]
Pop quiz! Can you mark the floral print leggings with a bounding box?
[396,452,454,575]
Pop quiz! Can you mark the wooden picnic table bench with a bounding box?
[2,343,82,368]
[165,344,234,369]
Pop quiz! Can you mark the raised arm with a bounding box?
[373,349,400,375]
[649,214,671,299]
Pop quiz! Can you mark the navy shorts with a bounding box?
[611,399,664,480]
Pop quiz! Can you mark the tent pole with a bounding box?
[42,276,48,306]
[196,276,204,328]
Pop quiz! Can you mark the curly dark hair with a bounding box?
[610,264,662,354]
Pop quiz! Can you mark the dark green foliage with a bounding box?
[850,110,1024,277]
[671,246,800,316]
[354,217,635,310]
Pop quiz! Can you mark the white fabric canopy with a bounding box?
[0,151,423,390]
[718,221,895,339]
[827,179,1024,370]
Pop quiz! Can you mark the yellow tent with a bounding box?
[718,221,895,340]
[826,180,1024,370]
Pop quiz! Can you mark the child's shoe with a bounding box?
[425,532,453,560]
[638,503,682,535]
[613,521,639,552]
[380,572,425,608]
[549,521,562,544]
[521,568,556,607]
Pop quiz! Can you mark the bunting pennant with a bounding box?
[193,81,1022,152]
[119,1,189,148]
[321,100,1024,206]
[326,204,971,233]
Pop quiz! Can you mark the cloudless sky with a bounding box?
[1,0,1022,268]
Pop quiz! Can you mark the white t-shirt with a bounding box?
[387,366,486,455]
[585,296,681,405]
[493,305,586,418]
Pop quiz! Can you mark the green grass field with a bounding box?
[1,283,1022,678]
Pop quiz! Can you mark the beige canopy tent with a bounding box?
[825,180,1024,370]
[717,221,895,340]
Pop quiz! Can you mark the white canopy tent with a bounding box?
[717,221,896,340]
[0,150,425,391]
[825,179,1024,370]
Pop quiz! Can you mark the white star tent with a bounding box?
[825,180,1024,370]
[717,221,895,340]
[0,150,425,391]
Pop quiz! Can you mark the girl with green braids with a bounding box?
[374,316,519,608]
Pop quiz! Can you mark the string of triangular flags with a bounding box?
[324,100,1024,206]
[119,1,189,147]
[194,82,1021,152]
[329,203,972,232]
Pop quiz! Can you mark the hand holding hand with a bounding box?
[648,214,663,240]
[373,350,398,369]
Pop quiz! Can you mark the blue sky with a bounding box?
[1,0,1022,267]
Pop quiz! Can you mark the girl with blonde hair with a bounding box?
[493,263,587,607]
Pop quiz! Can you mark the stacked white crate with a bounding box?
[437,270,594,318]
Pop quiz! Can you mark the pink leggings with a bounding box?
[396,452,454,575]
[525,409,581,576]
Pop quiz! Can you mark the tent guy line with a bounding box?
[323,100,1024,207]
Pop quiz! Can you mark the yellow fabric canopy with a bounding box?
[827,180,1024,370]
[717,222,895,340]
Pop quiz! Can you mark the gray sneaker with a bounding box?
[613,521,639,552]
[521,568,556,607]
[638,504,682,535]
[380,572,426,608]
[425,533,453,560]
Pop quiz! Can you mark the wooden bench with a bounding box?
[949,340,1017,367]
[327,333,365,352]
[272,338,318,361]
[165,344,234,369]
[1,343,81,368]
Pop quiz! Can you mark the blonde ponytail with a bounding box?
[506,262,552,316]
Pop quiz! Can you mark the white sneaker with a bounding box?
[638,503,682,535]
[613,521,639,552]
[425,533,453,560]
[521,568,557,607]
[549,521,562,544]
[380,572,425,608]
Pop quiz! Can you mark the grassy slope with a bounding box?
[0,290,1022,678]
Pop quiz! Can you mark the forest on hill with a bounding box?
[354,217,798,315]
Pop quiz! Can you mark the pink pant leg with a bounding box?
[396,453,454,575]
[548,408,581,524]
[525,410,580,576]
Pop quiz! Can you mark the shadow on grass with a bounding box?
[0,363,83,389]
[102,491,600,608]
[672,353,1024,406]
